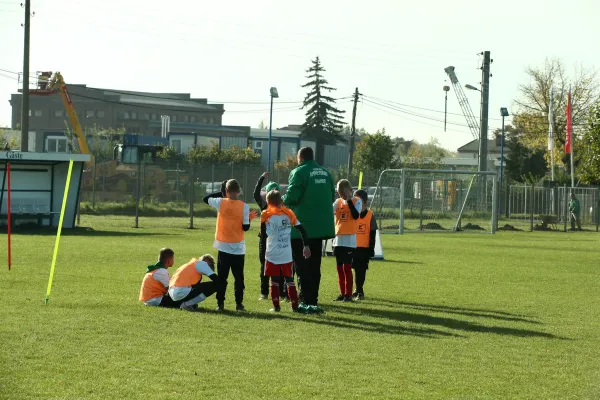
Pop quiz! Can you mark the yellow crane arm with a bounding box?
[47,72,91,156]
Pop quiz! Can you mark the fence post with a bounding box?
[563,185,568,232]
[419,178,424,231]
[101,163,106,202]
[211,164,215,186]
[92,157,96,209]
[492,174,498,234]
[135,160,140,228]
[189,164,194,229]
[594,188,600,232]
[399,169,405,234]
[176,163,180,202]
[529,183,534,232]
[141,159,146,210]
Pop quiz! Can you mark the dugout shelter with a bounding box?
[0,151,90,229]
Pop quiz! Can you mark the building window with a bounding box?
[151,113,157,121]
[97,110,105,118]
[143,113,150,120]
[131,112,137,120]
[190,116,196,123]
[54,110,63,117]
[184,116,189,123]
[34,110,42,117]
[202,117,208,124]
[172,139,182,153]
[123,112,130,120]
[86,110,94,118]
[46,136,68,153]
[208,117,214,124]
[254,141,263,149]
[171,115,178,122]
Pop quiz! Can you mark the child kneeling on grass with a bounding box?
[260,189,311,312]
[352,189,377,300]
[139,248,181,308]
[168,255,220,311]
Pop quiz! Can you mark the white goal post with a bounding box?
[369,169,498,234]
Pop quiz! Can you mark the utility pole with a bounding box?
[21,0,31,152]
[347,87,360,178]
[478,51,491,172]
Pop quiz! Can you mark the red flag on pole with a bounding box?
[565,90,573,154]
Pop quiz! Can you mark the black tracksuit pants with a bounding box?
[216,251,245,305]
[292,238,323,306]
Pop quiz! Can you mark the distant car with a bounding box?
[367,186,400,206]
[202,181,243,196]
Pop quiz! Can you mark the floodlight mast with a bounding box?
[444,66,480,141]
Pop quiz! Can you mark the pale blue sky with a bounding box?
[0,0,598,151]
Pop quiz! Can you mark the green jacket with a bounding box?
[283,160,336,240]
[569,199,581,216]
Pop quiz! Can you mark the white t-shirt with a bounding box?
[265,214,300,264]
[207,197,250,255]
[332,197,362,248]
[144,268,170,306]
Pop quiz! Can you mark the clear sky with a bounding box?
[0,0,598,151]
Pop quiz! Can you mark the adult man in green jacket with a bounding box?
[283,147,336,307]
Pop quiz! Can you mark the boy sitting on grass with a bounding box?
[168,255,220,311]
[139,248,181,308]
[260,189,311,312]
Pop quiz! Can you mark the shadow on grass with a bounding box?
[326,304,566,339]
[0,226,181,237]
[373,259,424,265]
[369,298,540,324]
[185,307,460,339]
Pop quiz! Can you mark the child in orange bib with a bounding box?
[260,189,310,312]
[203,179,257,312]
[168,254,219,311]
[352,189,378,300]
[139,248,179,308]
[332,179,362,302]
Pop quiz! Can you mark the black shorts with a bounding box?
[333,246,354,266]
[352,248,371,270]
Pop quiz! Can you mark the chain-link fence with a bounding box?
[76,159,381,229]
[505,184,600,231]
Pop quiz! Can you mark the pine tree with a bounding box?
[301,57,345,163]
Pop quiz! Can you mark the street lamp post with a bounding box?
[268,87,279,172]
[499,107,509,220]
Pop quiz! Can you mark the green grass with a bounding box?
[1,216,600,399]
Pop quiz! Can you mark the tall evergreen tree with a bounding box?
[301,57,345,163]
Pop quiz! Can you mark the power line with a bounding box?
[361,99,473,135]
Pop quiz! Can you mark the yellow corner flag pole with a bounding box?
[45,160,74,305]
[358,171,364,189]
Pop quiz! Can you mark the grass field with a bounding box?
[1,216,600,399]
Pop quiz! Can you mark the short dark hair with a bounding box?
[354,189,368,203]
[226,179,241,193]
[158,248,174,263]
[299,147,314,161]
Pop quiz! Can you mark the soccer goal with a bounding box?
[369,169,498,234]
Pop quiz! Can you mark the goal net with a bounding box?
[369,169,497,234]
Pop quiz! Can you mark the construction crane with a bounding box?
[30,71,92,162]
[444,66,480,140]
